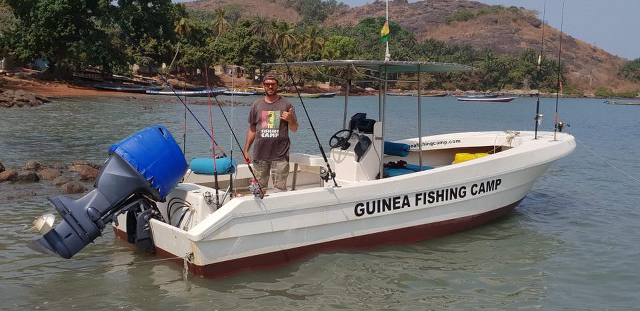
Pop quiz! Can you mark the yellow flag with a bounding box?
[380,21,389,43]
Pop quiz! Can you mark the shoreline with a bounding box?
[1,75,636,100]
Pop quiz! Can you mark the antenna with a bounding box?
[554,0,565,141]
[534,0,546,140]
[385,0,390,61]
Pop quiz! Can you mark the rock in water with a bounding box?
[46,162,67,170]
[59,181,87,194]
[15,170,40,183]
[71,160,101,170]
[69,164,99,181]
[38,168,61,180]
[52,176,73,187]
[22,160,44,171]
[0,169,18,182]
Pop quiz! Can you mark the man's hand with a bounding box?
[280,108,295,123]
[242,149,251,164]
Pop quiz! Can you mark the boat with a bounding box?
[28,60,575,278]
[282,92,322,98]
[318,91,340,98]
[222,89,256,96]
[94,83,164,93]
[604,100,640,105]
[146,87,227,97]
[455,94,500,98]
[386,91,414,96]
[457,96,517,102]
[416,93,448,97]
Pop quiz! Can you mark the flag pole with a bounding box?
[385,0,390,61]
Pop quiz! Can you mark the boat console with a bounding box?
[329,113,383,183]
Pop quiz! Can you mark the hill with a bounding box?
[325,0,638,92]
[185,0,639,92]
[185,0,301,22]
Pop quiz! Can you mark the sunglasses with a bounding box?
[263,82,277,87]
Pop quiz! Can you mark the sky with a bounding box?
[173,0,639,60]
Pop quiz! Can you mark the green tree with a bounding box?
[620,58,640,82]
[0,2,17,57]
[298,26,325,60]
[271,21,298,60]
[321,36,356,60]
[212,8,229,38]
[210,19,275,72]
[3,0,121,75]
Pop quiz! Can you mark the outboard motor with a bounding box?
[28,125,187,259]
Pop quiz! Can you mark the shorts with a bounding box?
[252,159,290,192]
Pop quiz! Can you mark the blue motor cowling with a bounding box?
[29,125,187,259]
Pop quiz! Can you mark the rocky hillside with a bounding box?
[325,0,638,92]
[185,0,301,22]
[186,0,638,92]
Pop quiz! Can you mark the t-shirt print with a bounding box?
[260,110,281,138]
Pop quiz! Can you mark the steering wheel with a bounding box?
[329,129,353,149]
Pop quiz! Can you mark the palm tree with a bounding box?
[300,26,325,60]
[174,17,192,39]
[212,8,229,38]
[248,17,275,38]
[271,21,298,59]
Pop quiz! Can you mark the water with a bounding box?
[1,95,639,310]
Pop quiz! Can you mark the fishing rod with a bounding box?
[182,66,188,154]
[278,60,339,188]
[205,83,266,198]
[534,0,547,140]
[554,0,566,141]
[104,8,226,156]
[204,67,220,207]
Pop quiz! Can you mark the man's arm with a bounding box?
[243,124,256,163]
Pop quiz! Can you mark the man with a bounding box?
[244,74,298,193]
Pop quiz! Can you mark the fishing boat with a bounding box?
[318,91,340,98]
[28,60,575,278]
[94,83,163,93]
[416,93,448,97]
[455,94,500,99]
[282,92,322,98]
[457,96,517,102]
[222,89,256,96]
[386,91,414,96]
[146,87,227,97]
[604,100,640,105]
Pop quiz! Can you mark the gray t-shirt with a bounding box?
[248,96,296,161]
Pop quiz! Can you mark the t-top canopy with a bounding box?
[264,60,474,73]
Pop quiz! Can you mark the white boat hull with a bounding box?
[113,131,575,277]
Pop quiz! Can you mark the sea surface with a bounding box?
[1,94,639,310]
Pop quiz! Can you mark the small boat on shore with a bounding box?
[146,87,227,97]
[416,93,448,97]
[94,83,163,93]
[386,91,414,96]
[282,92,322,98]
[318,91,340,98]
[223,89,256,96]
[604,100,640,105]
[455,94,500,99]
[457,96,517,102]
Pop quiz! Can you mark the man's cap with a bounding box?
[263,74,278,84]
